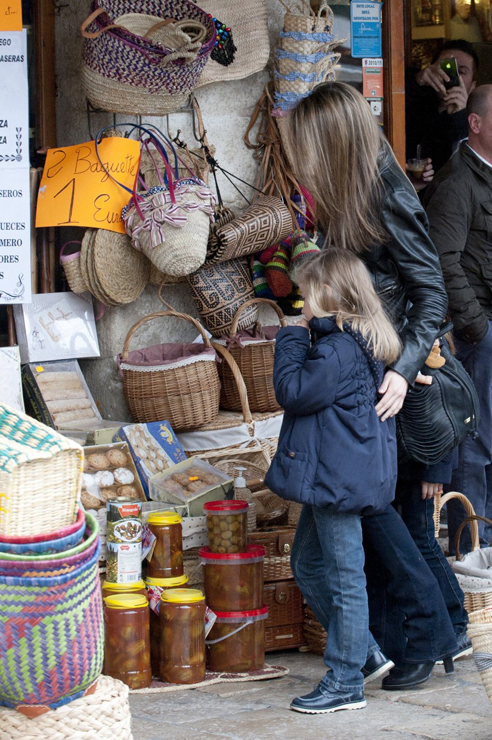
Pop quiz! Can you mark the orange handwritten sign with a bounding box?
[35,138,140,234]
[0,0,22,31]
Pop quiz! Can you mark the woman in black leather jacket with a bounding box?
[284,81,463,689]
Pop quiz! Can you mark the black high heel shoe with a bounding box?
[381,657,454,691]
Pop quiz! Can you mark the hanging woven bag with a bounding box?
[80,0,215,115]
[215,298,287,413]
[118,310,221,430]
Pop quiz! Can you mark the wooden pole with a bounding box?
[383,0,406,168]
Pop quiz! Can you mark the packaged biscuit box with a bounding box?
[81,441,146,511]
[114,421,187,497]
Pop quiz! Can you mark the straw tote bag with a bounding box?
[81,0,216,115]
[215,298,287,413]
[118,310,220,430]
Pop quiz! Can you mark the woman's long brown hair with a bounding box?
[284,81,387,253]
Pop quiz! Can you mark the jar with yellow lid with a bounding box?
[159,588,205,684]
[147,511,183,579]
[103,593,152,689]
[145,574,189,678]
[102,579,146,600]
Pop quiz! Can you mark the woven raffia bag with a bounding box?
[118,310,220,430]
[121,131,216,278]
[0,675,132,738]
[186,257,259,337]
[81,0,215,115]
[467,607,492,709]
[60,241,88,294]
[215,298,286,413]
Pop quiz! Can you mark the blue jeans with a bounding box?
[396,480,468,637]
[291,504,376,692]
[448,322,492,553]
[363,504,457,666]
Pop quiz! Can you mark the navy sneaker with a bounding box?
[290,683,366,714]
[362,650,395,684]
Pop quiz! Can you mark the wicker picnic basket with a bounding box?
[215,298,286,413]
[248,526,295,581]
[467,607,492,709]
[0,531,103,713]
[0,404,83,538]
[202,450,270,491]
[0,675,132,739]
[81,0,216,115]
[118,310,220,430]
[175,342,283,460]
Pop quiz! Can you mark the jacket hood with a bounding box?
[308,316,340,335]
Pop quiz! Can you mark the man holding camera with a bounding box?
[406,39,478,186]
[423,85,492,553]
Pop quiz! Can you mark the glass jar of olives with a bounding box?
[103,593,152,689]
[203,500,248,554]
[159,588,205,684]
[145,574,189,678]
[147,511,183,579]
[199,545,265,612]
[206,606,268,673]
[102,579,146,600]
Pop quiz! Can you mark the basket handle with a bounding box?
[211,342,253,424]
[80,7,124,38]
[59,240,82,263]
[229,298,287,338]
[318,0,334,23]
[434,491,477,540]
[455,514,492,561]
[121,310,213,361]
[157,282,179,310]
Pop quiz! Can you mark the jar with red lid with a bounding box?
[159,588,206,684]
[203,500,248,554]
[103,593,152,689]
[145,574,189,678]
[147,511,183,579]
[199,545,265,612]
[206,606,268,672]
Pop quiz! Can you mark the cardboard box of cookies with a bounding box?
[114,421,187,497]
[148,456,233,517]
[23,360,102,431]
[81,441,146,511]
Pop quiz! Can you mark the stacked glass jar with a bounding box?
[201,501,268,672]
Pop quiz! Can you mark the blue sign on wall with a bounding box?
[350,1,382,58]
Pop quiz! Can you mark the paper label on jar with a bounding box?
[205,606,217,638]
[107,541,142,583]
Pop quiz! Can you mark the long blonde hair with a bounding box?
[294,249,401,363]
[284,81,387,253]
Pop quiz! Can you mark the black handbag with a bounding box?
[396,335,480,466]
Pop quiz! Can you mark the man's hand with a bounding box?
[444,75,468,114]
[407,159,434,191]
[416,62,449,95]
[421,481,443,500]
[376,370,409,421]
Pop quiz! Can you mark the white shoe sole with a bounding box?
[290,700,367,714]
[435,646,473,665]
[364,660,395,684]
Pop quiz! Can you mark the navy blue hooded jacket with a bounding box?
[265,317,397,515]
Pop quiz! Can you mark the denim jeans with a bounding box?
[396,479,468,637]
[291,504,376,692]
[363,504,457,666]
[448,322,492,553]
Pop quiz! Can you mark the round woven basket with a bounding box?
[283,0,334,34]
[468,607,492,709]
[217,298,286,413]
[119,310,220,430]
[0,675,132,738]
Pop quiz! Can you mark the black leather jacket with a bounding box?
[360,149,448,385]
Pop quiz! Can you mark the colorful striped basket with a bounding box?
[0,508,86,555]
[0,404,83,538]
[0,532,103,714]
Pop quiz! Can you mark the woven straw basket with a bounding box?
[468,607,492,709]
[0,675,132,738]
[216,298,286,413]
[282,0,335,34]
[81,0,215,115]
[434,493,492,613]
[0,404,82,537]
[119,310,220,430]
[60,242,87,294]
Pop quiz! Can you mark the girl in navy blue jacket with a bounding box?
[266,248,401,714]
